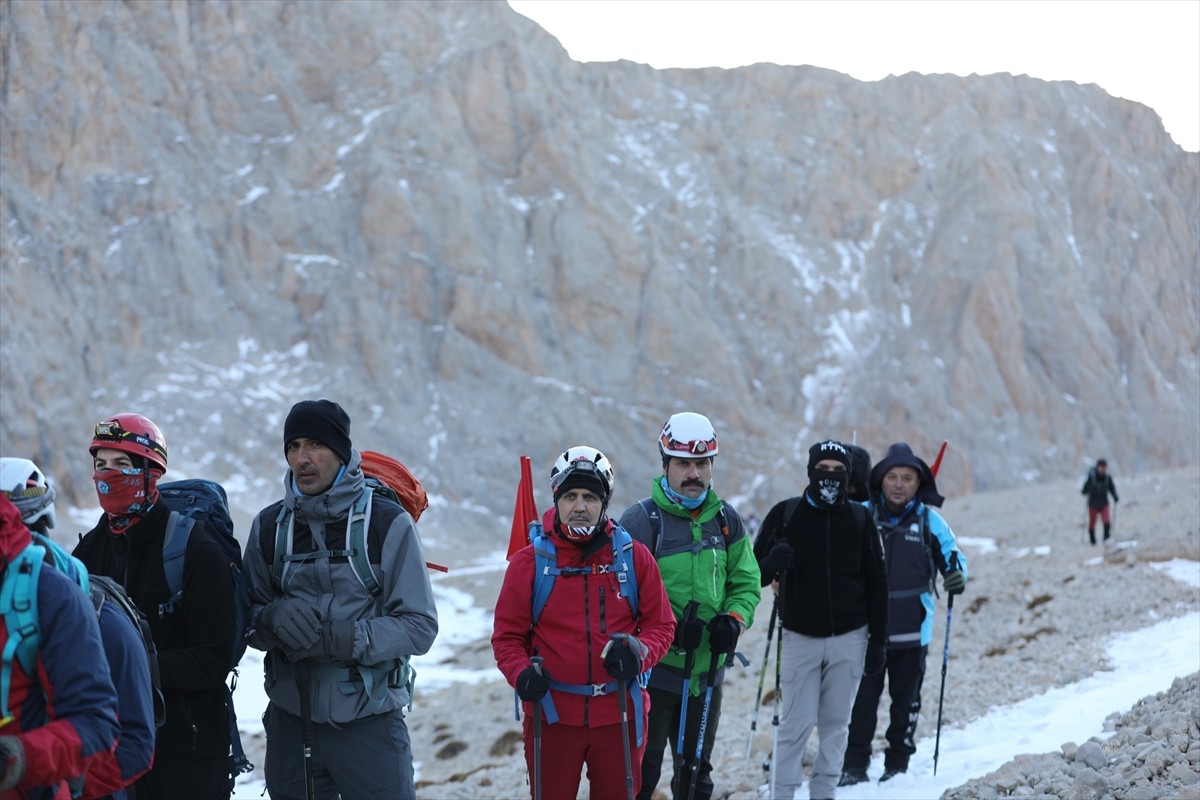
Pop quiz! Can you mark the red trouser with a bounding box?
[522,710,647,800]
[1087,505,1112,528]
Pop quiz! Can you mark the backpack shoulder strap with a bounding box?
[159,509,194,618]
[348,486,383,603]
[1,544,46,717]
[271,504,293,593]
[782,496,803,532]
[611,525,639,619]
[530,524,557,626]
[638,498,664,558]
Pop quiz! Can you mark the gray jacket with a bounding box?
[244,450,438,723]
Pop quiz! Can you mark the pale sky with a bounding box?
[508,0,1200,153]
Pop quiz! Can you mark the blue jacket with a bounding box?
[867,499,967,649]
[2,496,120,800]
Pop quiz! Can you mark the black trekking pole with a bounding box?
[768,573,785,797]
[933,554,959,776]
[530,654,545,800]
[610,636,635,800]
[743,595,778,772]
[297,663,316,800]
[687,647,722,800]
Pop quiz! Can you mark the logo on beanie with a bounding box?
[818,441,847,457]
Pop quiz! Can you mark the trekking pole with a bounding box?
[610,636,635,800]
[933,553,959,776]
[530,655,545,800]
[743,595,778,772]
[297,663,316,800]
[769,574,785,798]
[687,647,722,800]
[671,602,700,797]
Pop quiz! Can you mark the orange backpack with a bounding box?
[360,450,429,522]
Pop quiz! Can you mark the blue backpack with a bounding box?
[529,521,640,624]
[156,479,253,787]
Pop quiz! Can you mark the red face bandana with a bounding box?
[93,467,158,520]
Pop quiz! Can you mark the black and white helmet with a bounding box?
[0,457,57,532]
[550,446,615,502]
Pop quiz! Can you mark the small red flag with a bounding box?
[930,440,948,478]
[506,455,539,560]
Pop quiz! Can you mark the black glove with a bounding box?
[260,598,322,651]
[673,604,703,652]
[602,634,648,682]
[864,641,887,677]
[943,569,966,595]
[707,614,741,655]
[516,664,551,701]
[759,541,794,580]
[287,618,356,663]
[0,736,24,791]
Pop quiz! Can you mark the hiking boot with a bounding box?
[838,769,868,787]
[879,768,906,783]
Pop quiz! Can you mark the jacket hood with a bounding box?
[284,448,366,521]
[868,442,944,508]
[0,494,33,564]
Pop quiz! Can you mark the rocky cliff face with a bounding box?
[1,0,1197,551]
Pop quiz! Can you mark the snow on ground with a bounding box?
[231,558,1200,799]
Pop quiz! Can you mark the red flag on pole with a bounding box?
[506,455,539,560]
[931,440,948,478]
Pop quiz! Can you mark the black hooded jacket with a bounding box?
[754,492,888,644]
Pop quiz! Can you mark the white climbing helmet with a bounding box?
[658,412,719,459]
[550,446,615,501]
[0,457,57,532]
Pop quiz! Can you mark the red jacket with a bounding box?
[492,511,675,728]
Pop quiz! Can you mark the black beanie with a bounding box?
[808,439,850,470]
[283,399,352,464]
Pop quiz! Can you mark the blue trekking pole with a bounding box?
[933,553,959,776]
[671,601,700,797]
[687,647,722,800]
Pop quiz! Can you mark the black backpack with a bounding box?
[87,572,167,728]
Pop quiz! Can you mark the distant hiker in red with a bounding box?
[492,446,676,800]
[1081,458,1119,545]
[0,494,120,800]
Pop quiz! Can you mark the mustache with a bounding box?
[682,479,706,488]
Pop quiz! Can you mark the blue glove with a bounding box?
[260,598,322,651]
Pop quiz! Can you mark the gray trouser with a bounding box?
[771,626,867,800]
[264,702,415,800]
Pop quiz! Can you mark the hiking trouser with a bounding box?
[843,644,928,773]
[772,625,867,800]
[636,683,724,800]
[134,754,230,800]
[263,702,414,800]
[522,713,647,800]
